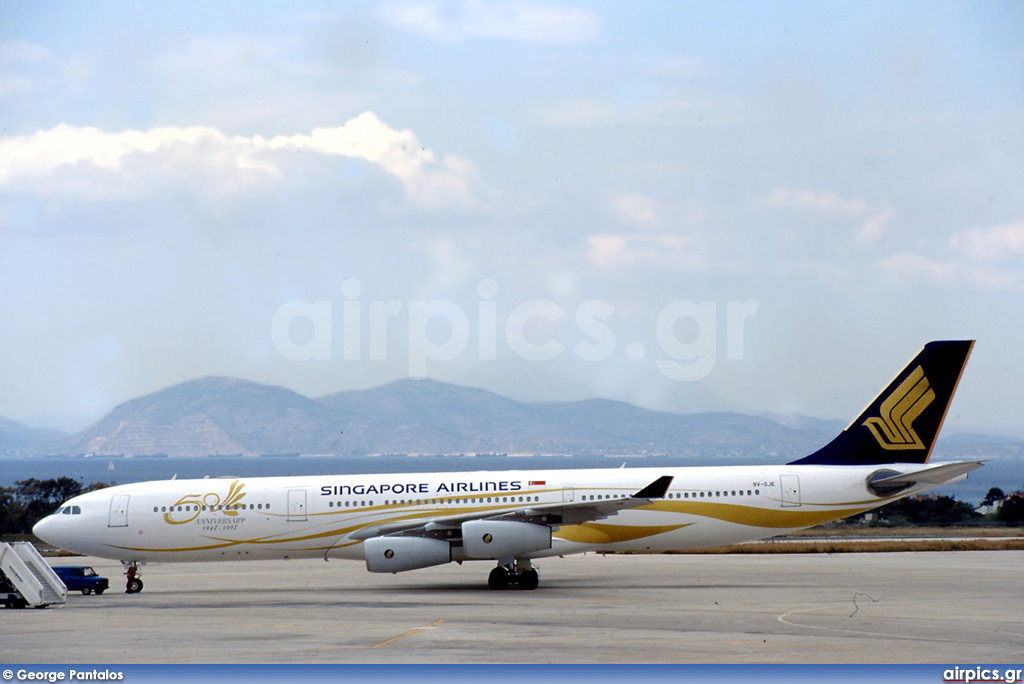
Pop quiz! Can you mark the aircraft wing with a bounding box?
[351,475,674,541]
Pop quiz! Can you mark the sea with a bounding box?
[0,453,1009,504]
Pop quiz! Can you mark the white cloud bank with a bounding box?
[0,112,480,210]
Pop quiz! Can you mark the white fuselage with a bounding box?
[33,462,960,565]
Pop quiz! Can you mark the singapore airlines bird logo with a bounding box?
[862,365,935,450]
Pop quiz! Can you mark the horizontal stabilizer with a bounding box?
[866,460,984,496]
[870,461,984,489]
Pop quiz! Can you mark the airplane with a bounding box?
[33,340,981,592]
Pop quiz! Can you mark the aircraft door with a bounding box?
[108,494,130,527]
[561,486,575,502]
[780,474,801,507]
[287,489,307,522]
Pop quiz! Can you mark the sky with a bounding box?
[1,1,1022,435]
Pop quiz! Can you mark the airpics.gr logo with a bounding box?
[862,365,935,450]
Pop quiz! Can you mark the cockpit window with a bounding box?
[71,506,81,514]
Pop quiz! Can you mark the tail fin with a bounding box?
[789,340,974,466]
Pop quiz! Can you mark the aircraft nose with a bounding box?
[33,515,63,547]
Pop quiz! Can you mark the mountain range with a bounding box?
[2,376,845,460]
[3,377,1021,472]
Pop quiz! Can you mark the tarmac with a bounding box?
[2,551,1022,664]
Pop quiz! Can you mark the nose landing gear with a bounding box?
[122,561,144,593]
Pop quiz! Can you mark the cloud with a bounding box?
[610,192,659,227]
[950,219,1024,262]
[535,94,733,128]
[0,41,58,99]
[760,186,896,242]
[880,219,1024,292]
[858,207,896,242]
[880,252,1022,291]
[0,41,55,66]
[0,112,481,210]
[379,0,602,44]
[760,186,868,216]
[586,233,704,271]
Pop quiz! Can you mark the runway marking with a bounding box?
[372,620,445,649]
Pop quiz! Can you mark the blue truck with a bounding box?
[52,566,109,595]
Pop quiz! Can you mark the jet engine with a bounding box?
[462,520,551,559]
[363,536,451,573]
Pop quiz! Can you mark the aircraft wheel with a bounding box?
[519,569,539,590]
[127,578,143,594]
[488,566,510,590]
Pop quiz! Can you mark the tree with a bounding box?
[0,487,18,535]
[876,495,980,525]
[982,487,1005,506]
[14,477,83,528]
[0,478,120,535]
[997,495,1024,525]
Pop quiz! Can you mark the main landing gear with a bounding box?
[122,561,144,594]
[488,559,539,591]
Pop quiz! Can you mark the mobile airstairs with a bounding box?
[0,542,67,609]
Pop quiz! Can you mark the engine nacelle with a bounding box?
[462,520,551,559]
[363,536,451,573]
